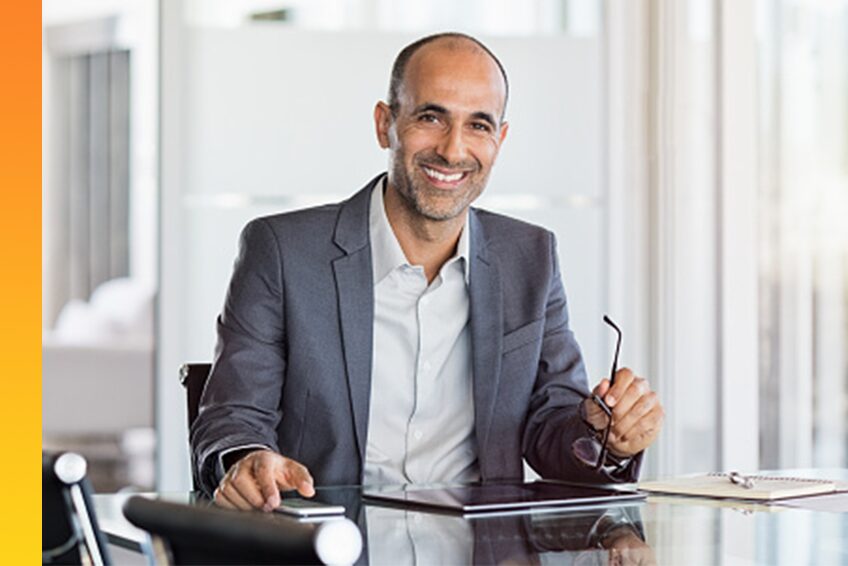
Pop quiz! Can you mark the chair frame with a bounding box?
[179,362,212,491]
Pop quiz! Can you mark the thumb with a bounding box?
[592,378,611,397]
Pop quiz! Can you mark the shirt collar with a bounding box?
[369,178,471,285]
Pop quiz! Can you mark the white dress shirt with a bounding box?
[366,505,473,565]
[364,181,480,485]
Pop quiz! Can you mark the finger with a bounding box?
[280,460,315,498]
[610,377,650,421]
[613,390,658,438]
[635,404,665,442]
[605,368,635,407]
[611,404,664,455]
[582,398,610,431]
[586,379,612,428]
[213,486,236,509]
[252,456,282,512]
[228,467,268,510]
[621,540,657,566]
[216,479,254,511]
[591,378,611,397]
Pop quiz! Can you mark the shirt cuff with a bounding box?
[601,451,632,475]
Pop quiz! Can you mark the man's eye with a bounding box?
[471,122,492,132]
[418,113,438,123]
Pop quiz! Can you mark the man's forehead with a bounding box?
[399,39,506,115]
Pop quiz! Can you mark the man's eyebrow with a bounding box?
[412,103,499,129]
[412,103,449,115]
[471,111,498,129]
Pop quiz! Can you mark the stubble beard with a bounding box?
[389,149,488,222]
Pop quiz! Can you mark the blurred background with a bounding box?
[42,0,846,498]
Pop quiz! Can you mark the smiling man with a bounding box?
[192,33,664,512]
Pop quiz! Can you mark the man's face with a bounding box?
[375,41,509,222]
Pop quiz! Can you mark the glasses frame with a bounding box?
[589,315,622,469]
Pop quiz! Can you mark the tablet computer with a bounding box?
[363,481,645,515]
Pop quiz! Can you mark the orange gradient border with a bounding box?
[1,2,40,560]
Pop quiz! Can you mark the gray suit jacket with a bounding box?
[191,174,641,495]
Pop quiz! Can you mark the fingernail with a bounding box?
[606,395,616,406]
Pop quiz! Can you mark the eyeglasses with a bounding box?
[572,315,622,470]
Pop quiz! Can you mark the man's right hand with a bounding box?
[213,449,315,512]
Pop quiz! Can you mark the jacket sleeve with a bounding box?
[521,232,642,484]
[190,218,287,496]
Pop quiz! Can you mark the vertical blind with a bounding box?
[47,49,130,326]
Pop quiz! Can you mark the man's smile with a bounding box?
[419,164,471,188]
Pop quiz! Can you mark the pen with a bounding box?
[728,471,755,489]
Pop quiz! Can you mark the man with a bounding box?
[192,32,664,513]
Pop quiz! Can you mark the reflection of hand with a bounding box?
[583,367,664,457]
[213,449,315,512]
[601,526,657,566]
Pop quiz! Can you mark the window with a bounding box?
[756,0,848,469]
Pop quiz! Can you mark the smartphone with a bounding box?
[275,498,346,517]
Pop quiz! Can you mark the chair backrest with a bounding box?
[179,363,212,431]
[180,363,212,492]
[122,495,362,565]
[43,451,112,566]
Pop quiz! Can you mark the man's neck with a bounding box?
[383,183,466,284]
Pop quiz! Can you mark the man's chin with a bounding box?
[395,178,478,222]
[414,203,469,222]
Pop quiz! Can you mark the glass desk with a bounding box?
[94,470,848,565]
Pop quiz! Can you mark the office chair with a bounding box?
[179,362,212,431]
[180,362,211,491]
[123,495,362,565]
[43,451,112,565]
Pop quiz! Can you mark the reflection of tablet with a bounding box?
[363,481,645,515]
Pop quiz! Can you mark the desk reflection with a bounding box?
[365,504,655,566]
[92,474,848,565]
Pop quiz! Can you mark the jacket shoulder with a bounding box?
[472,208,554,250]
[251,201,342,236]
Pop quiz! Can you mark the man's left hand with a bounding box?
[583,368,664,458]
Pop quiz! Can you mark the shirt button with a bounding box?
[421,362,432,374]
[413,430,423,441]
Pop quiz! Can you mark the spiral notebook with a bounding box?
[638,472,839,501]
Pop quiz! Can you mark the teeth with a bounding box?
[423,166,464,183]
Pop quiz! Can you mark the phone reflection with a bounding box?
[365,504,655,565]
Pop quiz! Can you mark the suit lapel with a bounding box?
[468,209,503,456]
[332,176,381,468]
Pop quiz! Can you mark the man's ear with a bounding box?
[490,121,509,166]
[498,121,509,146]
[374,101,392,149]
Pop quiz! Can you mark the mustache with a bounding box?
[415,152,478,173]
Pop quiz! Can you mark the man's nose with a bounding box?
[436,125,468,165]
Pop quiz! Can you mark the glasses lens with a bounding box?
[572,435,603,468]
[572,405,611,468]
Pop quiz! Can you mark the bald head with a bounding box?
[387,33,509,122]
